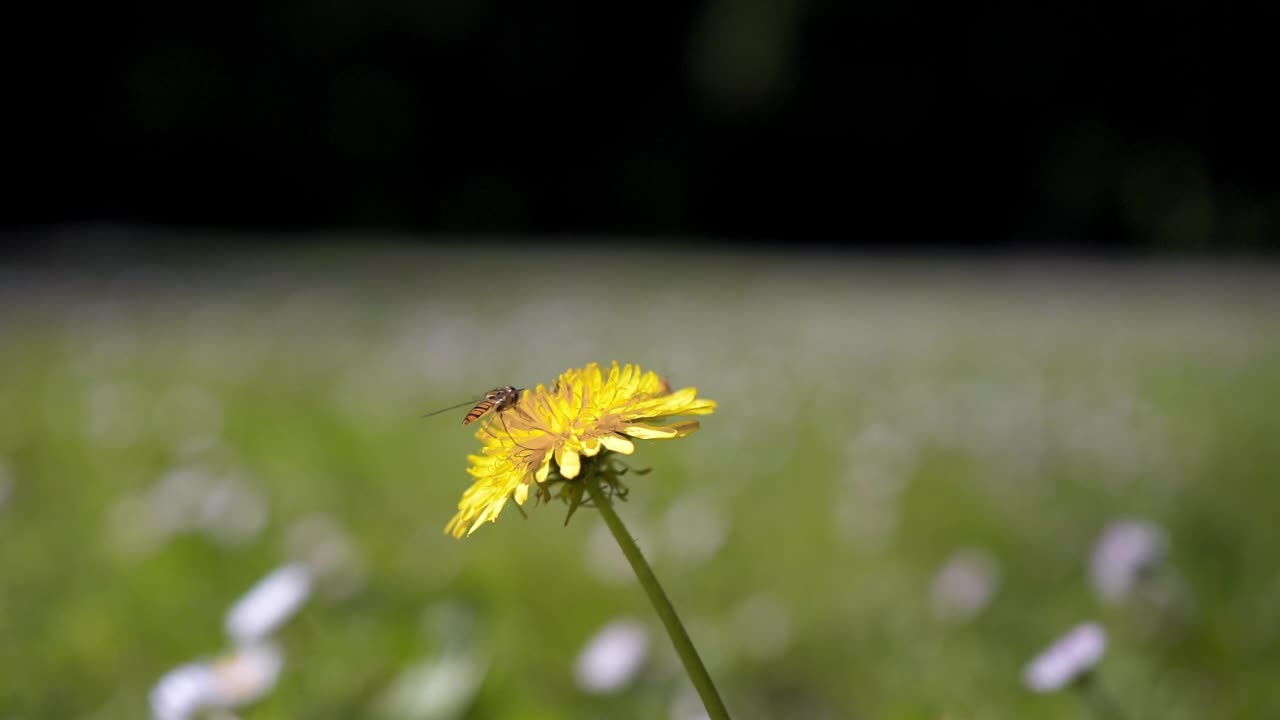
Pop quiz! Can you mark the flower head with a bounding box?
[573,618,651,694]
[930,547,1001,623]
[1023,622,1107,692]
[1090,519,1167,603]
[224,563,312,644]
[445,362,716,537]
[149,643,284,720]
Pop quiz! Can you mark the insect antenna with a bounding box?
[421,398,480,419]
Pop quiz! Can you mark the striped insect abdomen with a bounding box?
[462,400,495,425]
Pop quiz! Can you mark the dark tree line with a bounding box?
[12,0,1277,250]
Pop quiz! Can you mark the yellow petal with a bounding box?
[664,386,698,405]
[637,370,665,395]
[514,483,529,505]
[535,455,552,483]
[559,448,581,478]
[581,436,602,456]
[680,398,718,415]
[626,387,717,418]
[622,423,679,439]
[445,513,466,538]
[623,420,701,439]
[599,433,635,455]
[468,495,506,535]
[605,362,620,394]
[663,419,702,437]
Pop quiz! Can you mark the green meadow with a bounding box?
[2,248,1278,719]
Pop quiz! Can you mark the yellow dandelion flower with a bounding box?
[445,361,716,538]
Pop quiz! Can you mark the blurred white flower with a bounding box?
[1091,519,1167,603]
[224,564,312,643]
[147,466,215,536]
[210,643,284,706]
[1023,622,1107,692]
[573,619,650,694]
[150,643,283,720]
[661,494,729,567]
[198,473,269,547]
[285,514,366,600]
[150,662,219,720]
[113,466,269,554]
[378,649,488,720]
[931,548,1001,622]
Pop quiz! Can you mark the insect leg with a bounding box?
[477,411,535,455]
[477,414,504,442]
[497,411,535,452]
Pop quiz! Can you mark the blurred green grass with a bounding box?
[2,249,1279,719]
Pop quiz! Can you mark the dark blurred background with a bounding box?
[10,1,1279,251]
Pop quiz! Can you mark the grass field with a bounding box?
[2,247,1278,719]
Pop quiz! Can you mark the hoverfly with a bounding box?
[423,385,524,425]
[423,386,533,452]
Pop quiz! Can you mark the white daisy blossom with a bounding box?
[286,514,355,578]
[1090,519,1166,603]
[1024,622,1107,692]
[198,473,269,547]
[285,514,366,600]
[378,649,489,720]
[210,643,284,706]
[573,619,650,694]
[149,644,283,720]
[931,548,1001,622]
[150,663,220,720]
[224,563,312,643]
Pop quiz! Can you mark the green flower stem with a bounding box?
[585,470,731,720]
